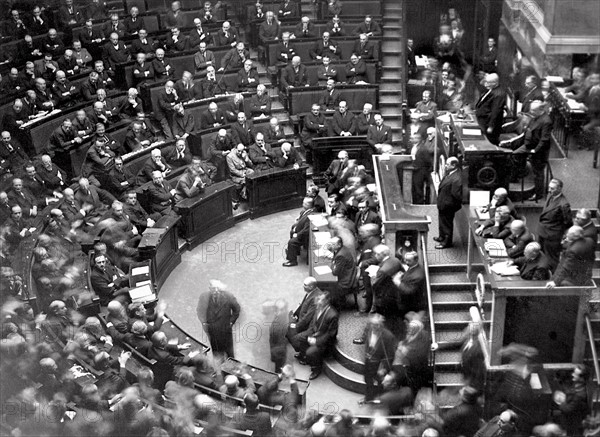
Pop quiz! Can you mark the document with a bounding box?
[484,239,508,257]
[132,265,150,276]
[463,128,482,136]
[490,262,520,276]
[314,265,332,275]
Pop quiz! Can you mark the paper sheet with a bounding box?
[490,262,520,276]
[314,232,332,246]
[132,266,150,276]
[313,265,332,275]
[463,128,482,136]
[309,215,328,227]
[470,191,490,207]
[484,239,508,257]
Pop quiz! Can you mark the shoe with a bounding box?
[435,243,452,249]
[357,398,366,405]
[353,337,365,345]
[309,368,321,380]
[433,236,445,242]
[282,261,298,267]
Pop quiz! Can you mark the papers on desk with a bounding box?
[313,265,332,275]
[484,239,508,257]
[415,55,428,67]
[545,76,564,84]
[476,209,490,220]
[490,261,520,276]
[566,99,586,111]
[365,265,380,278]
[366,183,377,192]
[313,247,330,259]
[470,191,490,208]
[314,232,331,246]
[309,214,328,228]
[462,128,482,136]
[129,284,155,304]
[132,265,150,276]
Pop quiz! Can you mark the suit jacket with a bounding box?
[363,325,396,374]
[103,41,130,68]
[249,93,272,116]
[231,121,256,147]
[212,29,238,47]
[81,79,103,101]
[171,112,196,139]
[201,109,226,129]
[147,180,174,214]
[352,41,375,60]
[293,288,322,333]
[201,77,226,98]
[248,142,276,170]
[79,28,105,47]
[263,126,286,147]
[152,58,175,79]
[319,89,341,110]
[520,86,544,113]
[221,48,249,70]
[437,170,462,212]
[367,125,392,148]
[475,86,506,130]
[355,113,375,135]
[36,163,66,191]
[155,90,179,120]
[442,401,483,437]
[90,264,122,302]
[193,49,215,73]
[102,21,126,39]
[353,21,382,36]
[291,207,315,244]
[258,20,280,43]
[324,158,348,183]
[174,171,204,201]
[294,22,316,38]
[331,111,356,135]
[8,188,37,217]
[174,80,202,102]
[281,64,308,89]
[164,145,192,168]
[124,16,145,36]
[538,193,572,241]
[123,201,151,229]
[237,68,260,90]
[226,150,254,184]
[515,114,552,163]
[481,216,513,240]
[302,112,327,141]
[275,42,296,65]
[197,289,240,330]
[188,28,211,48]
[317,64,338,82]
[355,209,381,229]
[310,39,340,60]
[305,304,338,349]
[332,246,358,289]
[552,238,595,286]
[581,221,598,244]
[139,157,171,184]
[208,134,235,163]
[106,166,136,196]
[345,59,368,83]
[504,230,534,259]
[397,264,426,312]
[131,37,157,55]
[165,34,189,52]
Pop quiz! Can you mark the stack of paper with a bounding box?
[484,239,508,257]
[490,262,520,276]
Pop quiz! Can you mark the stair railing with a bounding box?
[420,233,437,396]
[585,313,600,413]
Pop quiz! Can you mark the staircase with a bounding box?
[429,264,491,399]
[379,1,404,147]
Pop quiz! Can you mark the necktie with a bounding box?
[142,39,146,44]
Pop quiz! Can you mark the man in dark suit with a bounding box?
[274,32,296,65]
[574,208,598,244]
[356,103,375,135]
[513,101,552,200]
[396,251,426,315]
[123,191,160,232]
[352,16,382,37]
[287,276,322,341]
[147,170,176,216]
[188,18,211,49]
[165,27,189,53]
[345,54,368,84]
[147,331,196,390]
[193,41,215,75]
[355,313,396,403]
[547,226,595,287]
[131,53,155,87]
[90,253,129,305]
[208,129,235,181]
[155,81,180,139]
[263,117,286,147]
[152,49,175,80]
[367,114,392,152]
[435,157,462,249]
[475,73,506,145]
[249,84,272,118]
[310,32,340,60]
[123,6,144,36]
[138,148,171,184]
[274,142,302,169]
[130,29,157,57]
[201,102,226,130]
[324,150,349,194]
[480,37,498,73]
[319,78,342,110]
[442,386,483,437]
[503,220,534,259]
[212,21,238,47]
[102,33,130,71]
[316,56,338,84]
[233,393,272,436]
[301,104,328,158]
[289,292,338,380]
[196,279,241,359]
[329,236,358,310]
[512,242,551,281]
[280,56,309,101]
[164,138,192,168]
[294,16,316,38]
[237,60,260,91]
[520,75,545,114]
[0,131,30,175]
[201,66,226,98]
[231,112,256,147]
[102,13,126,39]
[248,132,276,171]
[538,178,572,269]
[283,197,315,266]
[352,34,375,60]
[331,101,356,137]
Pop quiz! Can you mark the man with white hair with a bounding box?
[356,103,375,135]
[138,148,171,184]
[547,226,595,287]
[147,170,176,216]
[274,142,301,169]
[504,220,534,259]
[474,72,506,145]
[249,84,271,118]
[155,80,179,139]
[197,279,241,359]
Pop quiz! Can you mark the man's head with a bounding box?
[235,144,245,157]
[311,103,320,115]
[282,32,290,43]
[291,56,301,68]
[410,132,422,146]
[565,226,584,244]
[136,53,146,64]
[510,220,525,237]
[151,148,162,162]
[362,103,373,115]
[373,244,391,262]
[151,170,163,184]
[359,33,368,45]
[94,254,107,270]
[303,276,317,292]
[422,90,432,102]
[171,0,181,12]
[155,48,165,60]
[243,59,253,72]
[326,78,335,91]
[445,156,459,172]
[1,131,11,145]
[492,187,508,203]
[35,78,46,91]
[302,196,314,210]
[237,112,246,124]
[529,100,547,117]
[484,73,500,90]
[48,28,58,40]
[256,83,266,96]
[338,101,347,114]
[269,117,279,129]
[109,32,119,45]
[41,154,53,170]
[25,164,36,179]
[111,200,125,217]
[350,54,359,65]
[574,208,592,228]
[523,242,540,259]
[572,364,589,383]
[125,191,138,206]
[548,178,563,197]
[222,21,231,33]
[11,205,22,221]
[374,114,383,126]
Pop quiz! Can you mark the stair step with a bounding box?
[434,309,489,324]
[379,84,402,92]
[432,291,476,303]
[383,24,401,30]
[436,328,467,344]
[383,31,401,39]
[435,371,464,387]
[435,350,463,366]
[324,357,365,394]
[379,95,400,104]
[381,77,401,84]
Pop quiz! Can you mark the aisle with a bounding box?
[159,208,365,412]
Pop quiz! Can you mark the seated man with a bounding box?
[300,104,328,161]
[4,206,36,256]
[175,71,202,103]
[52,70,79,107]
[316,56,338,84]
[123,190,160,232]
[475,205,513,239]
[319,78,341,111]
[280,56,309,103]
[352,33,375,60]
[294,16,316,38]
[83,139,116,183]
[504,220,534,259]
[547,226,595,287]
[274,32,296,65]
[412,90,437,136]
[223,93,247,122]
[212,21,238,47]
[130,29,158,57]
[124,121,153,153]
[8,178,38,219]
[237,59,260,91]
[118,88,145,121]
[478,187,518,219]
[249,84,271,118]
[574,208,599,243]
[137,148,171,184]
[366,114,393,152]
[131,53,154,87]
[310,32,339,61]
[189,18,211,50]
[274,142,301,169]
[344,54,368,84]
[287,276,322,342]
[201,102,226,130]
[106,156,136,198]
[509,242,551,281]
[352,15,381,37]
[48,118,83,157]
[36,154,67,193]
[263,117,286,147]
[226,144,254,207]
[174,165,209,202]
[331,101,356,137]
[221,42,249,71]
[171,103,196,142]
[395,251,426,315]
[324,150,349,195]
[208,129,235,182]
[248,132,276,171]
[552,364,591,437]
[356,103,376,135]
[231,112,256,148]
[165,27,189,53]
[164,138,192,168]
[201,66,227,98]
[289,292,338,380]
[283,197,315,267]
[72,109,95,137]
[193,41,215,76]
[147,170,176,216]
[90,253,130,305]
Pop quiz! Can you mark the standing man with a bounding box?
[513,101,552,201]
[283,197,315,267]
[547,226,595,288]
[197,279,240,360]
[435,157,462,249]
[537,178,572,269]
[328,236,358,310]
[411,130,434,205]
[475,73,506,145]
[366,114,393,153]
[357,313,396,404]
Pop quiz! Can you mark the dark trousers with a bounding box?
[531,159,547,199]
[286,236,305,261]
[364,358,382,401]
[412,168,431,204]
[477,117,501,145]
[289,332,327,369]
[438,208,457,245]
[538,235,562,270]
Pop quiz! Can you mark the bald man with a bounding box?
[547,226,595,287]
[474,73,506,145]
[504,220,534,259]
[435,157,462,249]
